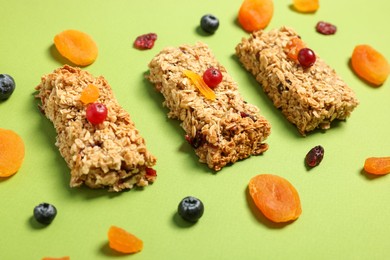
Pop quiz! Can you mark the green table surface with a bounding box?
[1,0,390,259]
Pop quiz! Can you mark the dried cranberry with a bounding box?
[133,33,157,50]
[305,145,324,168]
[316,21,337,35]
[145,167,157,177]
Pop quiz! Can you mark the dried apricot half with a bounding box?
[54,29,98,66]
[108,226,143,254]
[80,84,100,104]
[351,45,390,86]
[248,174,302,223]
[292,0,319,13]
[364,157,390,175]
[0,128,25,177]
[238,0,274,32]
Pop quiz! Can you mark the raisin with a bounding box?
[133,33,157,50]
[316,21,337,35]
[185,132,205,149]
[305,145,324,168]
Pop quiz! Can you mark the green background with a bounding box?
[1,0,390,259]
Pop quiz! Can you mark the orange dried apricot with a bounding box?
[238,0,274,32]
[80,84,100,104]
[183,70,216,100]
[364,157,390,175]
[351,45,390,86]
[54,29,98,66]
[248,174,302,223]
[108,226,143,254]
[0,128,25,177]
[292,0,319,13]
[42,257,70,260]
[284,37,306,62]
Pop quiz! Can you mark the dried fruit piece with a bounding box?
[316,21,337,35]
[305,145,324,167]
[80,84,100,104]
[134,33,157,50]
[248,174,302,223]
[108,226,143,254]
[54,30,98,66]
[298,48,316,68]
[292,0,319,13]
[202,67,223,88]
[364,157,390,175]
[86,103,108,125]
[183,70,216,100]
[284,37,306,62]
[238,0,274,32]
[42,257,70,260]
[351,45,390,86]
[0,128,25,177]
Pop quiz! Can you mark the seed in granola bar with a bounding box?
[351,45,390,86]
[86,103,108,125]
[33,203,57,225]
[178,196,204,222]
[80,84,100,104]
[200,14,220,34]
[133,33,157,50]
[298,48,316,68]
[292,0,319,13]
[0,74,15,101]
[316,21,337,35]
[305,145,324,168]
[203,67,222,88]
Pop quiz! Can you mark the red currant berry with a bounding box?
[86,103,108,125]
[202,67,222,89]
[298,48,316,68]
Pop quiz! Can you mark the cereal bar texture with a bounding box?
[235,27,359,135]
[147,42,271,171]
[36,65,157,191]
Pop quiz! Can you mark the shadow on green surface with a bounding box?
[172,212,198,228]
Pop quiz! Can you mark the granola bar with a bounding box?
[235,27,359,135]
[147,42,271,171]
[35,65,157,191]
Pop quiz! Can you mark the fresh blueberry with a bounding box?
[0,74,16,100]
[200,14,219,34]
[178,196,204,222]
[33,203,57,225]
